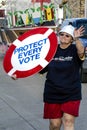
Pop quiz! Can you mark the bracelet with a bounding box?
[74,37,79,41]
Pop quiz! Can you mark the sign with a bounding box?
[3,27,58,78]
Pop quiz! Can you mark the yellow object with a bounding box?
[46,8,52,21]
[25,13,30,25]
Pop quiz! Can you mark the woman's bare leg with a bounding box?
[49,118,62,130]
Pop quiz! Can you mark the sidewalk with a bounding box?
[0,57,87,130]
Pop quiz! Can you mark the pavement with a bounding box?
[0,55,87,130]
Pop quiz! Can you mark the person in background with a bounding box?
[79,38,87,47]
[39,25,85,130]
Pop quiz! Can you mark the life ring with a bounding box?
[3,27,58,78]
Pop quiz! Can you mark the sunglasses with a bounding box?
[59,33,71,38]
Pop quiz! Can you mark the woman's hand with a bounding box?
[74,26,85,38]
[11,74,17,80]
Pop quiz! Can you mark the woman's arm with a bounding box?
[74,26,85,60]
[75,38,85,60]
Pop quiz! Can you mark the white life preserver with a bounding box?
[3,27,58,78]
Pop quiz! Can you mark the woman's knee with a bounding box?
[49,119,62,130]
[63,113,75,127]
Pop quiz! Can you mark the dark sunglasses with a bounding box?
[59,33,71,38]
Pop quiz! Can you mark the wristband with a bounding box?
[74,37,79,41]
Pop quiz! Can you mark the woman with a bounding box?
[39,25,85,130]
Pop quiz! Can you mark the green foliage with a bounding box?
[30,8,35,12]
[14,11,23,16]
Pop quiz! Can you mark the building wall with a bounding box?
[85,0,87,17]
[68,0,85,18]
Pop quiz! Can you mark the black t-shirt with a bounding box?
[41,44,83,103]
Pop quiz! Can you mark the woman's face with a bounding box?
[59,32,73,45]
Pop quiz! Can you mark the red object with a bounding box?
[44,101,80,118]
[31,0,51,10]
[31,0,51,2]
[3,27,58,78]
[0,10,5,17]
